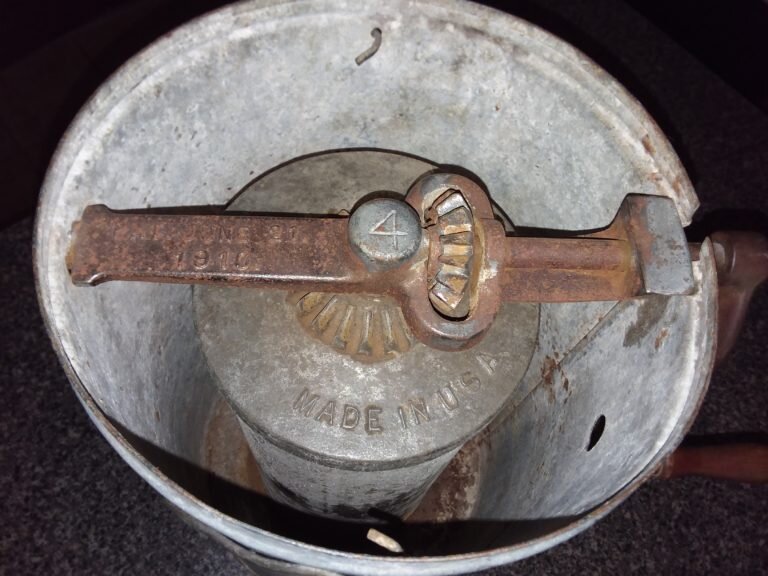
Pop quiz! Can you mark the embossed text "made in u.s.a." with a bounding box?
[290,352,501,435]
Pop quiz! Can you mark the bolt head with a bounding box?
[348,198,422,270]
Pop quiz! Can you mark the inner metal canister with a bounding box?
[194,150,539,519]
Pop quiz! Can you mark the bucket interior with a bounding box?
[35,0,716,569]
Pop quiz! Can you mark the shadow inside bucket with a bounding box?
[109,414,580,557]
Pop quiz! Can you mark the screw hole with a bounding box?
[586,414,606,451]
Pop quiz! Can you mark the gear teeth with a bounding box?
[435,192,469,216]
[295,293,413,363]
[429,192,474,318]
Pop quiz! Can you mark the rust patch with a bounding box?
[541,356,570,402]
[406,427,492,523]
[67,205,367,292]
[641,134,655,155]
[654,328,670,350]
[541,356,558,404]
[672,175,684,194]
[202,397,267,496]
[623,296,670,348]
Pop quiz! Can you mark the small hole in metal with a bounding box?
[587,414,606,451]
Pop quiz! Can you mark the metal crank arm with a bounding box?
[67,172,696,351]
[68,207,372,292]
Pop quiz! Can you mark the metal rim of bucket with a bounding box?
[34,1,717,574]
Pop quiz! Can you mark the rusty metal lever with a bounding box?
[68,209,369,292]
[67,172,695,351]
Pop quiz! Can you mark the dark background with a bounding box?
[1,1,767,574]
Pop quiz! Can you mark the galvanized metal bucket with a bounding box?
[35,1,716,574]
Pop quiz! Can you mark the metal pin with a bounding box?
[366,528,403,553]
[355,27,382,66]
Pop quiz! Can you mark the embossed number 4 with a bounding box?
[369,209,408,249]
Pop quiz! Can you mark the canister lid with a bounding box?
[194,150,539,469]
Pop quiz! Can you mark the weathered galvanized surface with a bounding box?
[189,151,693,520]
[626,195,694,295]
[34,1,715,574]
[475,243,717,520]
[194,151,540,519]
